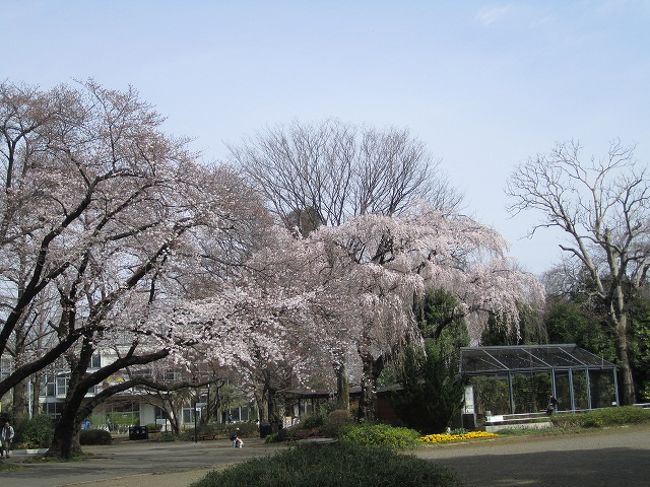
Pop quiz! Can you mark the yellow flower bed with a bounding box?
[419,431,498,443]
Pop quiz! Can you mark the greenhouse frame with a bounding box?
[460,344,619,415]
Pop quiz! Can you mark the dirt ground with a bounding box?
[1,425,649,487]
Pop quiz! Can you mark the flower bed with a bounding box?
[420,431,498,443]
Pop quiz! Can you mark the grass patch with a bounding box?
[497,427,564,436]
[0,463,21,471]
[191,443,460,487]
[551,406,650,429]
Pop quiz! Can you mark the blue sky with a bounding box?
[3,0,649,274]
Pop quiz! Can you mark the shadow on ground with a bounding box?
[435,447,649,487]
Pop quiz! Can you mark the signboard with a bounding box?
[463,384,475,414]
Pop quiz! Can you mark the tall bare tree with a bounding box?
[229,120,462,235]
[507,140,650,404]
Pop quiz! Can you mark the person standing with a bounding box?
[1,421,14,458]
[546,395,559,415]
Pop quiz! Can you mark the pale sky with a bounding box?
[3,0,649,274]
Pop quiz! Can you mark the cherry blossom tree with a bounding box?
[229,120,473,408]
[241,208,544,419]
[0,80,277,457]
[308,208,544,418]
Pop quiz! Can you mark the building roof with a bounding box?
[460,344,616,375]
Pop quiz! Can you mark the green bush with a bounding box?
[79,429,112,445]
[181,421,259,441]
[302,413,325,429]
[320,409,354,437]
[191,443,460,487]
[551,406,650,428]
[229,422,258,437]
[159,432,176,442]
[145,423,162,433]
[338,423,421,449]
[15,415,54,448]
[264,424,316,443]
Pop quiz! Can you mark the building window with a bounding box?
[41,375,56,397]
[0,357,12,381]
[43,401,62,419]
[56,375,69,397]
[182,407,200,424]
[91,353,101,368]
[155,406,167,420]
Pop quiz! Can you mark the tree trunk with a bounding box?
[255,391,269,423]
[165,407,180,435]
[614,314,636,404]
[48,371,92,459]
[335,363,350,411]
[48,405,84,458]
[357,351,377,421]
[11,379,29,422]
[31,374,42,417]
[267,388,281,428]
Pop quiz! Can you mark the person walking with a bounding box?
[230,428,244,448]
[1,421,14,458]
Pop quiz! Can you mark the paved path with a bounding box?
[413,425,650,487]
[0,438,283,487]
[1,426,648,486]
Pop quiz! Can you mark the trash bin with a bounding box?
[128,425,148,440]
[462,413,476,429]
[259,421,272,439]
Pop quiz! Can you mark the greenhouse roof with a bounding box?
[460,344,616,375]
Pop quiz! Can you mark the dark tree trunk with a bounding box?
[335,363,350,411]
[357,351,377,421]
[267,388,281,429]
[47,390,86,458]
[31,374,42,417]
[12,379,29,422]
[257,400,268,423]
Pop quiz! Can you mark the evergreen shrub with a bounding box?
[302,413,325,429]
[79,429,112,445]
[320,409,354,437]
[338,423,420,449]
[145,423,162,433]
[15,415,54,449]
[191,443,461,487]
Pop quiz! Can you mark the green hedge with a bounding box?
[264,424,316,443]
[15,415,54,449]
[181,422,259,441]
[191,443,460,487]
[80,429,112,445]
[338,423,421,449]
[302,413,325,429]
[551,406,650,428]
[145,423,162,433]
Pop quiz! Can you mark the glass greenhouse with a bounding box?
[460,344,618,416]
